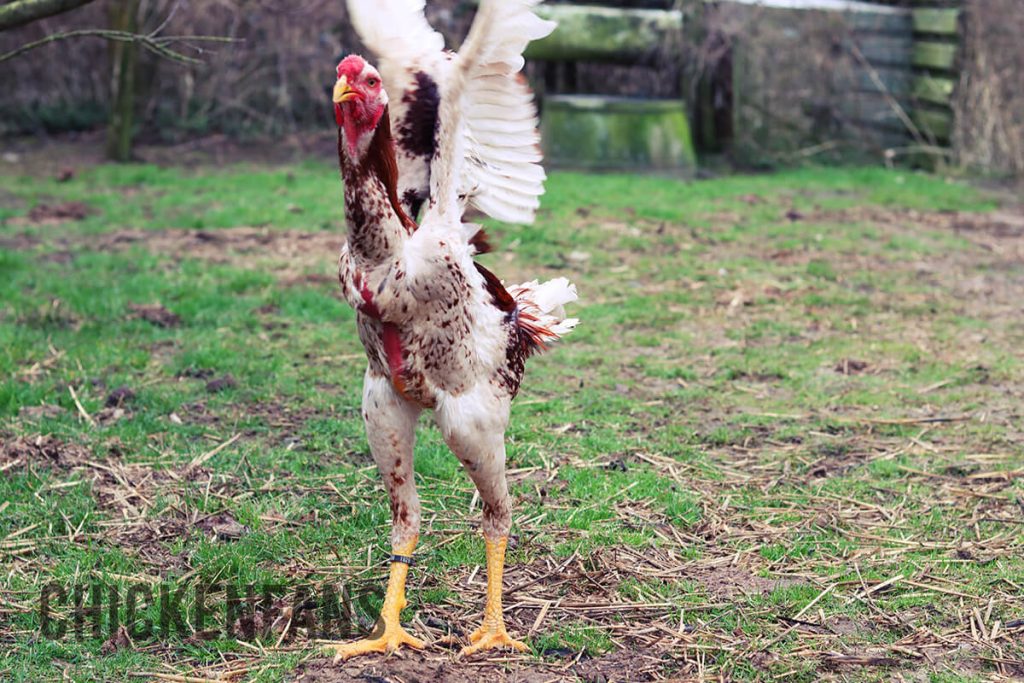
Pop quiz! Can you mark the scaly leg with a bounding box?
[462,536,527,655]
[321,371,425,660]
[435,387,528,656]
[321,537,425,660]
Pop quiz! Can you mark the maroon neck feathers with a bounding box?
[338,106,417,262]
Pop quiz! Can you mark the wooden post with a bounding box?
[106,0,140,162]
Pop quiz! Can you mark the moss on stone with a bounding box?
[541,96,696,173]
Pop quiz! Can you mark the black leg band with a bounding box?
[390,554,415,566]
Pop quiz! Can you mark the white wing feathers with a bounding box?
[433,0,556,225]
[462,74,548,224]
[347,0,555,226]
[346,0,444,82]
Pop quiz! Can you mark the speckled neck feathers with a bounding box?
[339,106,417,264]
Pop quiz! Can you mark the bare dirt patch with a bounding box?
[27,201,93,223]
[127,303,181,328]
[574,648,674,683]
[0,433,91,473]
[195,510,250,541]
[692,564,804,601]
[295,644,674,683]
[295,651,565,683]
[0,232,40,251]
[6,201,95,227]
[87,227,344,282]
[17,404,67,421]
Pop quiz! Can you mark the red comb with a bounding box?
[337,55,367,78]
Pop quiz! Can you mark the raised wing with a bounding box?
[346,0,445,86]
[459,1,555,224]
[462,69,549,224]
[431,0,556,225]
[348,0,555,226]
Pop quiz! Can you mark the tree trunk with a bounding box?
[106,0,140,162]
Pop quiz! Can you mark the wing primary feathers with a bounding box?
[430,0,556,224]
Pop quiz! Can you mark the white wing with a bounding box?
[460,1,554,225]
[349,0,555,226]
[430,0,556,225]
[346,0,445,87]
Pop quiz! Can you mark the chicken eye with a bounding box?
[366,77,379,87]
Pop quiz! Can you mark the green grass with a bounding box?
[1,157,1022,682]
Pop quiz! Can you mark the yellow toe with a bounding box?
[321,626,425,661]
[460,628,528,657]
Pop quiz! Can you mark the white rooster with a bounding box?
[321,0,577,660]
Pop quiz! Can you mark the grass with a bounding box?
[1,152,1022,682]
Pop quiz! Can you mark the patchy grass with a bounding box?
[1,150,1023,683]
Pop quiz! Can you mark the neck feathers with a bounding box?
[339,106,418,261]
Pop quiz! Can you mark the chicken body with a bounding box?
[323,39,575,660]
[336,114,568,543]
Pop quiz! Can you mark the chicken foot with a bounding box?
[321,537,425,660]
[322,373,426,660]
[461,535,527,656]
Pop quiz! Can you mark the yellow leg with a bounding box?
[321,537,425,660]
[461,536,528,656]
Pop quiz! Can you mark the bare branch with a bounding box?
[0,28,235,64]
[0,0,97,32]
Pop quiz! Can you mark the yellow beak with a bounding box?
[333,76,358,103]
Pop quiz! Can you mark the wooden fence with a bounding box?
[905,1,963,145]
[722,0,965,160]
[521,0,969,167]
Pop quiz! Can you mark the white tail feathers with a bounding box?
[509,277,579,344]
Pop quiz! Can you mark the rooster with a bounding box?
[321,0,577,661]
[346,0,553,224]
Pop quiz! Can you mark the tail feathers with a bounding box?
[508,277,579,354]
[461,222,493,255]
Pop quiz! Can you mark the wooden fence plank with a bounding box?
[838,91,909,130]
[854,34,913,66]
[841,66,914,97]
[912,108,953,140]
[912,8,960,35]
[912,75,955,106]
[912,41,958,70]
